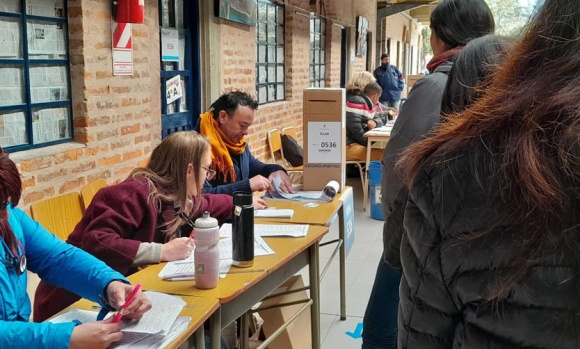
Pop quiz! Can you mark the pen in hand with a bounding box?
[112,283,142,323]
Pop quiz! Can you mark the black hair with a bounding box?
[430,0,495,49]
[380,53,389,59]
[364,82,382,96]
[441,34,511,116]
[210,91,258,119]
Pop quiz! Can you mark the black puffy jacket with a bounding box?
[398,151,580,348]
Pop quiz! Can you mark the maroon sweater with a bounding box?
[33,177,232,321]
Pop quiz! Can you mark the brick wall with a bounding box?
[14,0,161,209]
[15,0,386,210]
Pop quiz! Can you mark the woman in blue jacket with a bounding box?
[0,149,150,349]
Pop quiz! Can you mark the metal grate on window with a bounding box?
[309,13,325,87]
[255,0,284,105]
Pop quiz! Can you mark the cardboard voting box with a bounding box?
[258,275,311,349]
[302,88,346,191]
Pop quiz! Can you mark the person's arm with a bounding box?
[203,178,252,195]
[346,111,369,146]
[396,67,405,91]
[247,150,286,179]
[397,170,459,348]
[0,319,77,349]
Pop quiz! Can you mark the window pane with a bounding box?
[267,5,275,22]
[0,17,22,59]
[29,65,68,103]
[276,47,283,63]
[277,65,284,80]
[277,25,283,43]
[176,0,184,29]
[27,20,67,59]
[267,46,275,62]
[267,24,276,43]
[257,45,266,62]
[268,83,275,101]
[276,84,284,100]
[320,50,325,62]
[257,3,267,21]
[0,110,27,147]
[26,0,64,17]
[178,34,186,70]
[0,66,24,106]
[320,65,325,81]
[0,1,21,13]
[277,6,284,24]
[179,77,187,111]
[258,65,266,83]
[258,23,266,41]
[258,85,267,102]
[32,107,70,144]
[268,64,275,81]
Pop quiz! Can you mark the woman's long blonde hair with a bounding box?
[130,131,210,236]
[346,71,375,95]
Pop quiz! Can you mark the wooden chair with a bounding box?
[80,178,107,211]
[267,129,303,179]
[30,192,83,241]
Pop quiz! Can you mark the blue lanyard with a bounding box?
[1,234,26,275]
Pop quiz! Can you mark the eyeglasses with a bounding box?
[202,166,216,180]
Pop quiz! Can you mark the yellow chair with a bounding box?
[267,129,303,178]
[281,126,299,141]
[80,178,107,211]
[30,192,83,241]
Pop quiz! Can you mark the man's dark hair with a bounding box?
[210,91,258,119]
[364,82,382,96]
[430,0,495,49]
[380,53,389,60]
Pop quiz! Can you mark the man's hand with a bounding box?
[249,175,272,192]
[161,237,195,262]
[252,196,269,210]
[268,171,296,193]
[367,120,377,130]
[70,317,123,349]
[105,281,151,321]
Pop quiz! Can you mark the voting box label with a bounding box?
[307,121,341,164]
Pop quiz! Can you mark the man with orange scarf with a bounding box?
[197,92,296,198]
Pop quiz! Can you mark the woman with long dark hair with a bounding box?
[397,0,580,347]
[362,1,495,348]
[0,149,151,348]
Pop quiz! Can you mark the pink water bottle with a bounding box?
[194,211,220,289]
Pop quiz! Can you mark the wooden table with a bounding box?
[363,128,391,211]
[259,186,353,320]
[55,296,218,349]
[128,225,329,349]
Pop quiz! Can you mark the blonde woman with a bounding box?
[34,131,233,321]
[345,71,384,161]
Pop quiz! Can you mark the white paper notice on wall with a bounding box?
[161,28,179,62]
[111,21,133,76]
[166,75,182,104]
[307,121,341,164]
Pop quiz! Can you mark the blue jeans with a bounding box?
[381,100,400,110]
[362,258,402,349]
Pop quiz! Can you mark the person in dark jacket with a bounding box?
[34,131,232,322]
[197,91,294,198]
[362,1,496,348]
[373,54,404,109]
[346,79,385,162]
[398,0,580,346]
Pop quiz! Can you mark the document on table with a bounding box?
[254,208,294,218]
[365,125,393,136]
[264,176,337,202]
[49,291,188,348]
[219,223,308,238]
[158,257,233,280]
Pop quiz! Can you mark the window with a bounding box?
[309,14,325,87]
[256,0,284,105]
[0,0,72,152]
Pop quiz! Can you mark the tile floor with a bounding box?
[296,177,385,349]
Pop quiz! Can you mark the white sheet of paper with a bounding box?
[219,223,308,238]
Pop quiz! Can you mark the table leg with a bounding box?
[364,138,372,211]
[338,205,347,321]
[194,326,205,349]
[309,241,321,349]
[210,307,221,349]
[239,311,250,349]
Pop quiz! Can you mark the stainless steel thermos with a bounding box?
[232,191,254,267]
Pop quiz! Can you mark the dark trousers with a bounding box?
[362,258,402,349]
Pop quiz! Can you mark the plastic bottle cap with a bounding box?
[194,211,218,228]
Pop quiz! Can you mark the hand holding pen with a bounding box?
[105,281,151,322]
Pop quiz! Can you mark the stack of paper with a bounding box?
[254,208,294,218]
[49,291,189,349]
[219,223,308,238]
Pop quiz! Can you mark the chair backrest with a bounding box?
[30,192,83,241]
[281,126,298,141]
[267,128,283,164]
[80,178,107,211]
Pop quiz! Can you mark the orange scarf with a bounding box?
[199,111,246,182]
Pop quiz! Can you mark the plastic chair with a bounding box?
[80,178,107,211]
[30,192,83,241]
[281,126,299,141]
[267,129,303,178]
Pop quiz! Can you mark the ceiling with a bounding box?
[377,0,440,25]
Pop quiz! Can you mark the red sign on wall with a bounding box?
[112,21,133,76]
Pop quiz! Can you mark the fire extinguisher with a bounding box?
[113,0,144,24]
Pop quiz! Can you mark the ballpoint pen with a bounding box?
[112,283,142,323]
[178,211,196,239]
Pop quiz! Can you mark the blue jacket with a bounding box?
[373,63,404,102]
[194,122,285,195]
[0,205,127,349]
